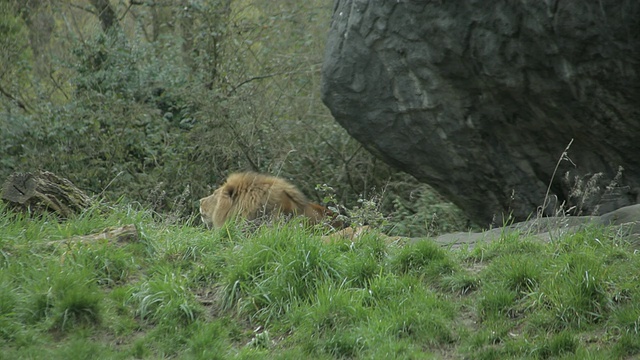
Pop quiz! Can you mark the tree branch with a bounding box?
[228,71,299,96]
[0,84,30,112]
[69,3,96,15]
[89,0,121,33]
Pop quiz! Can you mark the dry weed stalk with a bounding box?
[538,139,575,219]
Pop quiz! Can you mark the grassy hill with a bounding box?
[2,201,640,359]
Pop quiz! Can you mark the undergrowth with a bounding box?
[0,0,471,238]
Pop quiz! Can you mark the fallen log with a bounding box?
[1,171,91,217]
[45,224,139,246]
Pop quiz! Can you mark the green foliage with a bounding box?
[218,223,343,322]
[187,321,231,360]
[529,331,580,359]
[50,339,117,360]
[478,285,518,320]
[6,0,640,357]
[612,332,640,358]
[0,2,32,107]
[1,197,640,358]
[383,287,457,344]
[465,230,545,262]
[440,271,480,294]
[391,239,457,277]
[302,282,368,336]
[20,263,102,331]
[72,33,139,98]
[0,275,21,341]
[342,247,384,288]
[612,302,640,335]
[0,0,469,235]
[483,254,542,295]
[130,267,203,327]
[387,183,470,237]
[540,251,611,328]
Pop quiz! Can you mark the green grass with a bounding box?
[1,201,640,359]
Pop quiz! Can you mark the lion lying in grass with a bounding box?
[199,172,339,229]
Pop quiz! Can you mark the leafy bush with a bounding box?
[386,183,470,237]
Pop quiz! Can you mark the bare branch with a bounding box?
[228,71,299,96]
[120,0,139,21]
[69,3,96,15]
[0,85,31,112]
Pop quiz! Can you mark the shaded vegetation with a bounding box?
[0,0,469,237]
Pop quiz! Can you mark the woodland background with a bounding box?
[0,0,469,236]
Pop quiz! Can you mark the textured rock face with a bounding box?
[321,1,640,226]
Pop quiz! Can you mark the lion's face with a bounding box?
[199,187,234,229]
[199,192,217,228]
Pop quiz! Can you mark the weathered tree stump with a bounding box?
[1,171,91,217]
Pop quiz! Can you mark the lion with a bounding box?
[199,172,338,229]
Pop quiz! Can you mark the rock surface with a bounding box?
[431,204,640,250]
[321,1,640,226]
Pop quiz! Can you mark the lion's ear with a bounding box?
[224,184,236,198]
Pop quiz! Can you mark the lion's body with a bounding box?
[199,172,331,228]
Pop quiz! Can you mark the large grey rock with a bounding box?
[322,1,640,226]
[431,204,640,250]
